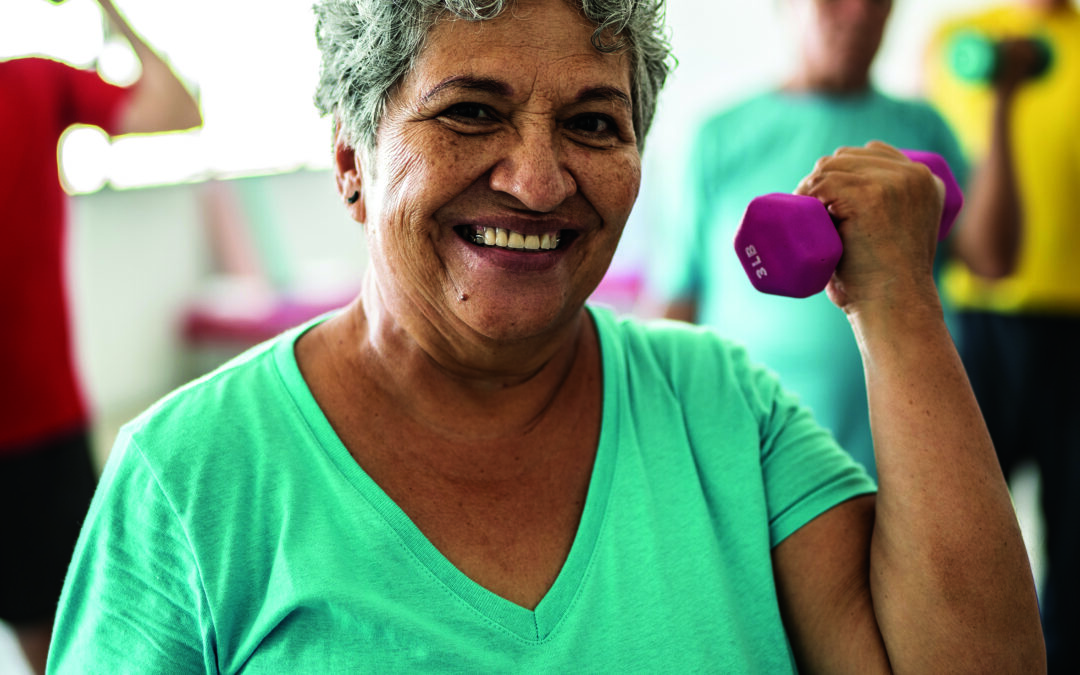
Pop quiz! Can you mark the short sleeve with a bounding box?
[48,429,216,674]
[36,58,132,135]
[618,313,879,550]
[731,345,877,547]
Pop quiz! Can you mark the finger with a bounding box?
[796,151,870,195]
[822,142,904,162]
[861,140,906,159]
[801,171,876,222]
[818,145,910,176]
[795,150,904,197]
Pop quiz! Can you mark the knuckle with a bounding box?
[904,162,935,195]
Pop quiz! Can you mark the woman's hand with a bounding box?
[794,141,945,313]
[776,141,1045,674]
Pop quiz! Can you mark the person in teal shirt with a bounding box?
[47,0,1044,671]
[48,307,877,672]
[646,0,968,479]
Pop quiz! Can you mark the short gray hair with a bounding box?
[313,0,673,158]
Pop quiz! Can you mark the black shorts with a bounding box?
[0,429,98,627]
[955,311,1080,477]
[956,310,1080,666]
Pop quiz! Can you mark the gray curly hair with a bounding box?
[313,0,673,160]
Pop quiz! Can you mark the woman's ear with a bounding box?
[334,123,367,224]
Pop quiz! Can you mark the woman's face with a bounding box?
[345,0,640,345]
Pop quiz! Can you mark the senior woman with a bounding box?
[47,0,1043,672]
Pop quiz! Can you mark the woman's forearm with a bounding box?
[851,299,1044,672]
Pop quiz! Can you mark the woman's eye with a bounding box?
[567,113,616,136]
[442,102,494,122]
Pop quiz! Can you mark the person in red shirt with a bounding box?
[0,1,200,671]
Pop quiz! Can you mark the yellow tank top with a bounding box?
[927,6,1080,313]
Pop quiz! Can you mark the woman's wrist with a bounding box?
[844,284,947,356]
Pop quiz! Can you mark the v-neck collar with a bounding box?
[274,306,619,642]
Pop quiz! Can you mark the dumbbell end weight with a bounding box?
[733,149,964,297]
[902,149,964,238]
[734,192,842,299]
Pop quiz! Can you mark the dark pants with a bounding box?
[957,311,1080,673]
[0,429,98,627]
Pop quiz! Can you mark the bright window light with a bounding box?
[2,0,333,193]
[58,125,110,194]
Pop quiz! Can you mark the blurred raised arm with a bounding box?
[96,0,202,135]
[949,39,1043,279]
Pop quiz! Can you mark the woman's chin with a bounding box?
[450,291,584,346]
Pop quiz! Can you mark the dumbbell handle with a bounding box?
[733,149,964,298]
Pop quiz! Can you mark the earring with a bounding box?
[346,191,360,205]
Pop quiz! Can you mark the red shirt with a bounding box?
[0,57,130,453]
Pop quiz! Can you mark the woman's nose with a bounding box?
[489,128,577,212]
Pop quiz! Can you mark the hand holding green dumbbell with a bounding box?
[948,31,1053,85]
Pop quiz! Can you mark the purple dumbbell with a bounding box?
[733,149,964,298]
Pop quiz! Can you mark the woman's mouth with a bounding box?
[455,225,573,251]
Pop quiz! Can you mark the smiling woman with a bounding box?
[45,0,1045,672]
[333,1,643,348]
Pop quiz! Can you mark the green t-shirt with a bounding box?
[646,88,969,477]
[49,306,875,673]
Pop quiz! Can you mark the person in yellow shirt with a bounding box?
[925,1,1080,669]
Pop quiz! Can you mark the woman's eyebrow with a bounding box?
[574,86,631,112]
[420,75,513,105]
[419,77,631,113]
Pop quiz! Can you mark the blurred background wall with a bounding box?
[66,172,366,464]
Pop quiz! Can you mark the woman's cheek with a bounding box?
[578,150,641,221]
[383,132,495,208]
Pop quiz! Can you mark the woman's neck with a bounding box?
[348,273,593,439]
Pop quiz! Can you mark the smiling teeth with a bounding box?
[473,227,559,250]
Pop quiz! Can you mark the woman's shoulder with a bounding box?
[137,338,283,422]
[113,323,317,472]
[590,306,774,400]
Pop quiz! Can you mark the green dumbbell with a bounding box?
[948,31,1053,84]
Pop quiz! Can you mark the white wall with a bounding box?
[68,170,367,463]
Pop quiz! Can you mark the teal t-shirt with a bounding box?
[647,89,969,478]
[49,306,875,673]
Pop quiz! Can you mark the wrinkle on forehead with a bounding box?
[411,2,629,99]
